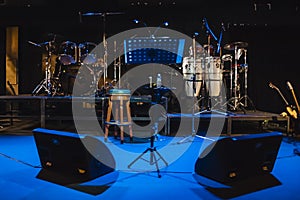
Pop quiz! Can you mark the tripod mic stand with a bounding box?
[128,122,168,178]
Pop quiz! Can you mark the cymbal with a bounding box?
[28,40,58,54]
[28,40,42,47]
[28,40,56,48]
[223,41,248,51]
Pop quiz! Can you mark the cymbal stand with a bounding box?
[112,40,122,88]
[102,13,108,88]
[32,42,54,96]
[118,55,122,88]
[225,45,240,111]
[229,57,233,102]
[225,48,255,112]
[112,41,117,87]
[235,49,255,110]
[242,49,248,107]
[233,45,239,108]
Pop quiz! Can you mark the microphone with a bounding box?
[79,11,82,23]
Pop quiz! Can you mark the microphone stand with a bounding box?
[128,122,168,178]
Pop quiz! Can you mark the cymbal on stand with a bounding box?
[223,41,248,51]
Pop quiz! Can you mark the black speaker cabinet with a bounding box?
[194,131,283,183]
[33,128,115,183]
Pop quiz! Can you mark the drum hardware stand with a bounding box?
[177,37,212,144]
[223,42,252,112]
[32,41,57,96]
[81,12,124,92]
[242,49,249,108]
[128,122,168,178]
[226,44,240,110]
[195,35,220,114]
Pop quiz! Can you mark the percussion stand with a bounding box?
[196,35,216,114]
[177,37,209,144]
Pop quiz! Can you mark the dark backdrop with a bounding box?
[1,0,300,114]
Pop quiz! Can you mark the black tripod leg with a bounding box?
[150,150,162,178]
[153,148,168,166]
[128,148,150,168]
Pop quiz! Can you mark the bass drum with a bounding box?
[58,41,77,65]
[78,42,97,65]
[206,56,223,97]
[182,57,206,97]
[59,64,80,96]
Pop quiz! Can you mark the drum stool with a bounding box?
[104,89,133,144]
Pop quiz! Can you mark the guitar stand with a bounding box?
[128,124,168,178]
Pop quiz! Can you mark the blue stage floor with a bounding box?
[0,131,300,200]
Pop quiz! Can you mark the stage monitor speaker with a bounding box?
[194,131,283,183]
[33,128,115,183]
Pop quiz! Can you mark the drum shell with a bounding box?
[206,57,223,97]
[182,57,206,97]
[182,57,206,80]
[78,42,97,64]
[58,41,77,65]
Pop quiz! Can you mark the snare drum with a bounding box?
[206,56,223,97]
[79,42,97,64]
[58,41,77,65]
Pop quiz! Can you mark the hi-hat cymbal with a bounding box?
[224,41,248,51]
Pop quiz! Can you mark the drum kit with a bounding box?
[181,40,250,112]
[28,14,252,113]
[30,36,102,96]
[30,11,126,96]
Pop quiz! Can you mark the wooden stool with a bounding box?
[104,89,133,144]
